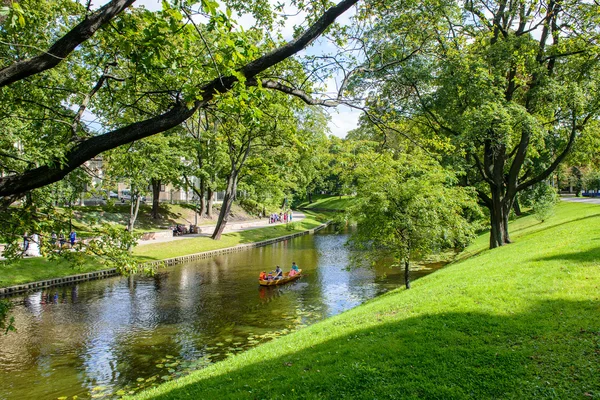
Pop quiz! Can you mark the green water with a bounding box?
[0,227,442,399]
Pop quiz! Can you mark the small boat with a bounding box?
[259,269,303,286]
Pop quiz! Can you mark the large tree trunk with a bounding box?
[489,191,513,249]
[151,178,161,219]
[211,174,237,240]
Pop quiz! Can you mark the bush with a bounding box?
[521,183,559,222]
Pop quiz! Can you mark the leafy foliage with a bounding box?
[348,149,480,287]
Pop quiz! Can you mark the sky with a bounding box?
[89,0,362,137]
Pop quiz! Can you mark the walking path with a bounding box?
[136,211,305,246]
[561,196,600,205]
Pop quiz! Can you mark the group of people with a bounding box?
[172,224,198,236]
[269,211,293,224]
[259,262,300,281]
[22,230,77,257]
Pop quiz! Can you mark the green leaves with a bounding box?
[348,149,480,262]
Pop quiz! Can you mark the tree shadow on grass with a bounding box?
[509,213,600,237]
[534,246,600,265]
[141,299,600,400]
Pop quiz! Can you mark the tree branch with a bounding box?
[0,0,136,87]
[0,0,359,197]
[516,113,579,192]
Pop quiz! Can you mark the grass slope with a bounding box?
[297,195,355,210]
[133,201,600,399]
[72,203,253,234]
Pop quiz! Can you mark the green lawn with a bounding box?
[0,256,100,287]
[133,212,327,261]
[133,201,600,399]
[297,194,355,210]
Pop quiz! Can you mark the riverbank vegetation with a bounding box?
[133,201,600,399]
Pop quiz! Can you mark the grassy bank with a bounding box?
[297,195,355,210]
[0,212,330,287]
[72,202,253,234]
[133,201,600,399]
[0,257,100,287]
[133,212,328,261]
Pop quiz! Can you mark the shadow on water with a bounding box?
[144,299,600,400]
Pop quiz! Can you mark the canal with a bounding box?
[0,226,442,399]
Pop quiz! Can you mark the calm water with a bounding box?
[0,227,442,399]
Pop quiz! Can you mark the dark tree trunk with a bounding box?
[512,195,522,216]
[307,190,313,203]
[489,193,513,249]
[199,177,206,218]
[151,179,161,219]
[207,187,214,218]
[211,174,237,240]
[404,258,411,289]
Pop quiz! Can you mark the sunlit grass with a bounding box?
[297,194,355,210]
[0,256,100,287]
[133,201,600,399]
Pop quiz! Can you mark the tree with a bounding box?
[209,90,300,240]
[348,149,479,289]
[181,111,229,220]
[352,0,600,248]
[0,0,359,199]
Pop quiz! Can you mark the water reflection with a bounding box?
[0,226,442,399]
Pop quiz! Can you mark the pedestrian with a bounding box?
[69,230,77,248]
[50,232,57,249]
[22,232,29,252]
[59,232,65,249]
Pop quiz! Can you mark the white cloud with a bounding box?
[327,105,362,138]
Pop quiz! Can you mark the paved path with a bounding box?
[136,211,306,246]
[561,196,600,205]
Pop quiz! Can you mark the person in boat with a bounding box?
[288,262,300,277]
[259,271,267,281]
[291,262,299,272]
[267,271,274,281]
[274,266,283,280]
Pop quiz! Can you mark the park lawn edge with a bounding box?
[131,201,600,400]
[0,211,331,288]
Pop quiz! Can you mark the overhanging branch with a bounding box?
[0,0,136,87]
[0,0,359,197]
